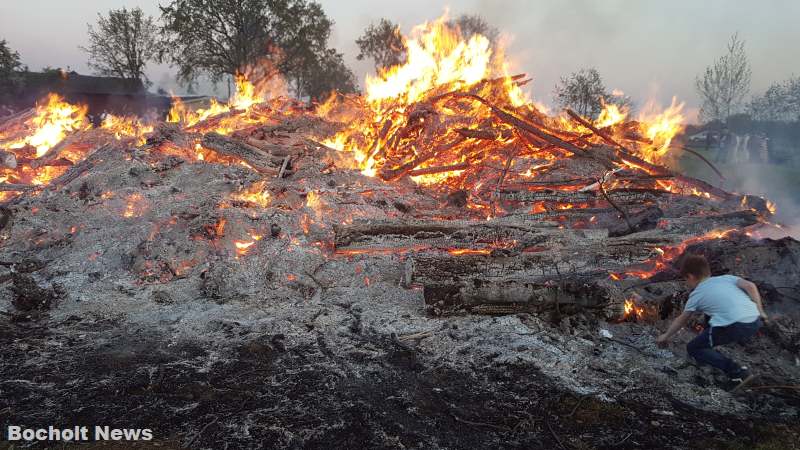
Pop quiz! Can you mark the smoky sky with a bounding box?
[2,0,799,121]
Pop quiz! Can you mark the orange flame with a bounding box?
[638,97,685,163]
[166,74,264,132]
[122,193,147,218]
[5,94,88,157]
[623,298,646,321]
[101,114,153,144]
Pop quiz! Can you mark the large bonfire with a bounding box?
[0,16,788,320]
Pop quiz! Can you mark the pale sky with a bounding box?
[2,0,799,121]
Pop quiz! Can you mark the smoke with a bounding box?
[736,163,800,239]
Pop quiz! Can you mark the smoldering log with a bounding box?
[658,210,762,235]
[497,189,666,204]
[408,238,668,286]
[334,218,608,251]
[423,277,624,318]
[608,206,663,237]
[0,108,35,128]
[244,137,301,157]
[201,133,281,175]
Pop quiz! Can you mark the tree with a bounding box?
[748,76,800,122]
[80,7,161,84]
[0,39,24,102]
[695,32,752,123]
[298,48,359,100]
[553,68,627,118]
[160,0,351,99]
[448,14,499,44]
[356,19,406,71]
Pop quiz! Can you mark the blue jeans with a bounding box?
[686,319,761,376]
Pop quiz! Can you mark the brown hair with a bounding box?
[680,254,711,278]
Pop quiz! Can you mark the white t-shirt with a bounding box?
[684,275,760,327]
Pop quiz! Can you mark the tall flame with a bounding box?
[638,97,685,163]
[595,102,627,129]
[323,14,526,183]
[365,17,492,105]
[7,94,88,157]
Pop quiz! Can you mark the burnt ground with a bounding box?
[0,119,798,449]
[1,315,798,450]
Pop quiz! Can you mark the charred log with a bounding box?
[201,133,281,175]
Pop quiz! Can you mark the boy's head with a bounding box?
[680,254,711,288]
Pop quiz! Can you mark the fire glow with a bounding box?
[5,94,89,158]
[320,13,689,198]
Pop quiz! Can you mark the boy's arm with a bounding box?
[736,278,768,321]
[656,311,694,347]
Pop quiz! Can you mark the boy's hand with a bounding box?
[656,334,669,348]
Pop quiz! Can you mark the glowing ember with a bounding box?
[623,298,646,321]
[766,200,777,215]
[448,248,492,256]
[231,182,271,207]
[234,240,255,256]
[620,228,738,279]
[122,193,147,218]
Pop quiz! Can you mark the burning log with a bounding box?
[455,127,503,141]
[566,109,629,152]
[244,137,301,157]
[407,162,470,177]
[454,93,616,168]
[408,235,670,286]
[30,130,89,169]
[0,108,35,127]
[0,183,34,192]
[200,133,280,175]
[42,144,119,194]
[378,136,466,181]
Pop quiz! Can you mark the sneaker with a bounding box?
[729,367,757,392]
[729,366,750,379]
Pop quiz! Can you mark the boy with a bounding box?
[655,255,768,387]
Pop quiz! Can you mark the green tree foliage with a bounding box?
[356,19,405,71]
[448,14,499,44]
[695,33,751,123]
[553,67,629,118]
[355,14,499,74]
[80,7,161,84]
[748,76,800,122]
[0,39,24,102]
[159,0,355,99]
[299,48,359,100]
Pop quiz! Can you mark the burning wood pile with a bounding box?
[0,18,793,325]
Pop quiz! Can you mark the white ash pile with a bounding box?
[0,18,798,425]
